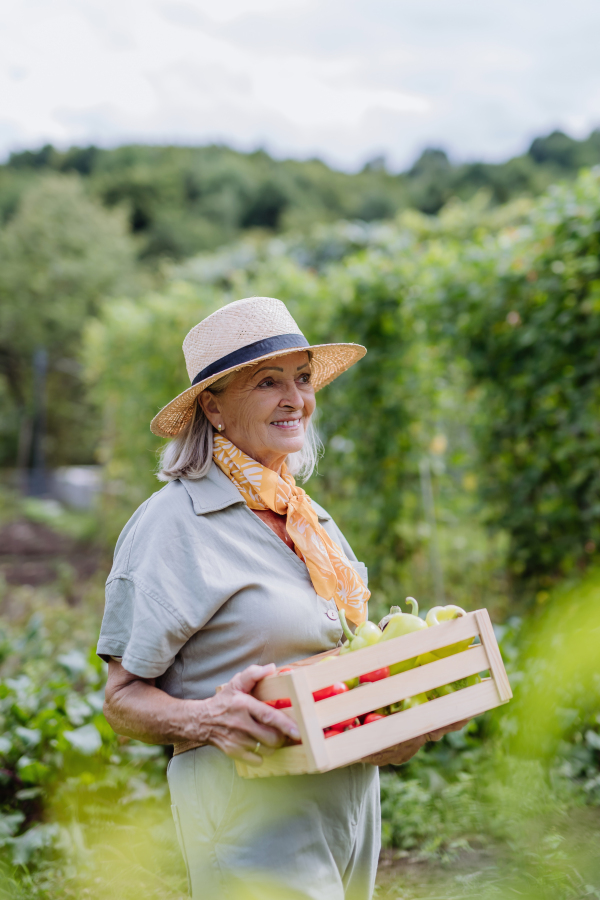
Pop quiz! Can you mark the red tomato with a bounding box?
[313,682,349,702]
[363,713,386,725]
[330,716,356,730]
[359,667,390,684]
[275,698,292,709]
[324,727,345,739]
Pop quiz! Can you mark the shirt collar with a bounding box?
[178,461,332,521]
[178,463,244,515]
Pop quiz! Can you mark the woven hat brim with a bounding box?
[150,342,366,438]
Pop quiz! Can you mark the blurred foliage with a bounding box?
[0,521,183,896]
[1,129,599,261]
[377,570,600,900]
[0,592,185,899]
[0,175,140,469]
[434,171,600,592]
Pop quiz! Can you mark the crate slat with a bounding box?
[253,672,294,702]
[324,678,503,770]
[314,643,489,728]
[475,609,513,702]
[286,667,328,771]
[254,613,481,698]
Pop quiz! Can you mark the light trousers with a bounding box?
[167,746,380,900]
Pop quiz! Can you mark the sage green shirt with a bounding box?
[97,462,368,698]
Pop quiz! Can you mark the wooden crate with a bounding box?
[235,608,511,778]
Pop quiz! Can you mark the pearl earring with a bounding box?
[217,424,223,431]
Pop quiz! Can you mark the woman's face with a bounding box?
[198,350,316,472]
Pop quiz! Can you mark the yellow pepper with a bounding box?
[425,604,474,658]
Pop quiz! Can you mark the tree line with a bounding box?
[1,128,599,260]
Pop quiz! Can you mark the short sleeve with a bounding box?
[97,574,192,679]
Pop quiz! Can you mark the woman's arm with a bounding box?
[103,660,301,767]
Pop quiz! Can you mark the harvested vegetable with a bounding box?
[359,666,390,684]
[380,597,427,675]
[313,682,349,703]
[324,726,345,738]
[401,693,429,709]
[338,609,382,652]
[426,604,474,657]
[427,672,482,700]
[450,673,481,691]
[362,713,386,725]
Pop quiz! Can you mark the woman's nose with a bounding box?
[278,379,304,408]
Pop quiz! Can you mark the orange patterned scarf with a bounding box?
[212,434,369,625]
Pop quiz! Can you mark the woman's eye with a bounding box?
[259,378,275,388]
[298,373,311,384]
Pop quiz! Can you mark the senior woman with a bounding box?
[98,297,467,900]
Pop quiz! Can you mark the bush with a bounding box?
[0,598,184,898]
[438,170,600,591]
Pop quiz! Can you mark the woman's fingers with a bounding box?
[242,716,287,749]
[206,665,301,762]
[246,695,301,742]
[230,663,276,695]
[254,742,276,757]
[427,718,471,741]
[206,695,299,752]
[215,729,278,765]
[361,736,424,766]
[230,665,302,738]
[225,665,301,741]
[226,664,301,740]
[232,747,266,767]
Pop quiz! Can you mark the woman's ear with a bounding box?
[198,391,221,427]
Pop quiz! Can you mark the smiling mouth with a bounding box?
[271,419,302,429]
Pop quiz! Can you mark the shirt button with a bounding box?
[326,609,338,621]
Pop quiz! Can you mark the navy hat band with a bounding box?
[191,333,309,387]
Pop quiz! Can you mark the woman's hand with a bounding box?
[103,660,299,766]
[360,718,471,766]
[203,664,301,767]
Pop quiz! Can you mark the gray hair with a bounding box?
[156,373,323,484]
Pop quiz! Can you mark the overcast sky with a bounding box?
[2,0,599,171]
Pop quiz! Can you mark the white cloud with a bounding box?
[0,0,598,169]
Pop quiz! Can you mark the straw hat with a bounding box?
[150,296,366,438]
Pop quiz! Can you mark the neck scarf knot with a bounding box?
[212,434,369,625]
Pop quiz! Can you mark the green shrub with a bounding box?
[0,611,169,874]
